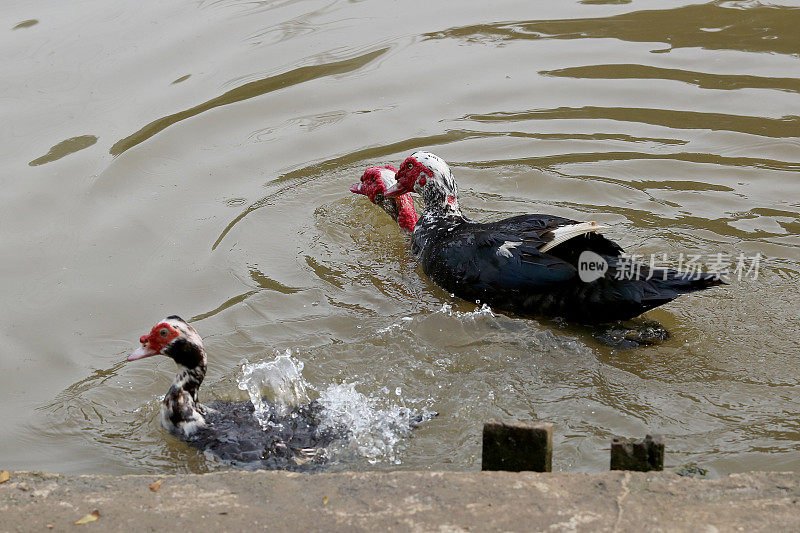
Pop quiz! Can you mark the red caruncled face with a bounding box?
[143,322,180,349]
[388,156,433,197]
[352,165,396,203]
[129,322,180,360]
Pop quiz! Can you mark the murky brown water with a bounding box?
[2,0,799,476]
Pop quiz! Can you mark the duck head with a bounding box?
[350,165,418,231]
[384,151,460,215]
[128,315,206,371]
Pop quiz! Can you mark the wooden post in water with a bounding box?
[481,420,552,472]
[610,434,664,472]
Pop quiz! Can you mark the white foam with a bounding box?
[316,382,434,465]
[237,351,434,464]
[238,350,309,426]
[437,302,494,318]
[377,316,414,334]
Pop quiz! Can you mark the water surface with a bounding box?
[1,0,799,476]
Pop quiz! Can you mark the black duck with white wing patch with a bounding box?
[384,151,724,323]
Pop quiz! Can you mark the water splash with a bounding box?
[237,351,434,465]
[316,383,434,465]
[238,350,309,425]
[437,302,494,318]
[377,304,495,335]
[377,316,413,334]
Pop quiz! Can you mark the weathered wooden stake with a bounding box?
[610,434,664,472]
[481,420,552,472]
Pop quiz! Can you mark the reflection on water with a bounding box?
[1,0,799,477]
[12,19,38,30]
[109,48,388,156]
[28,135,99,166]
[542,64,800,93]
[463,108,800,140]
[426,3,800,55]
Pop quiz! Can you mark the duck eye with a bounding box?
[160,328,168,337]
[407,162,414,169]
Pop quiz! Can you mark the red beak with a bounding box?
[350,182,364,194]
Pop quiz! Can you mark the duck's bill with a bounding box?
[383,183,407,198]
[127,345,159,361]
[349,182,364,194]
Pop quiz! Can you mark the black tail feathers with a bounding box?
[652,269,727,293]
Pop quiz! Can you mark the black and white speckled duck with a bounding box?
[127,316,339,470]
[383,151,724,323]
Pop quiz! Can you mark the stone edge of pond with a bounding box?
[1,469,798,531]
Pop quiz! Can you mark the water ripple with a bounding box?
[426,3,800,55]
[110,47,388,156]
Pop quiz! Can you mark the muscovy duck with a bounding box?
[350,165,418,231]
[382,151,723,323]
[127,316,341,470]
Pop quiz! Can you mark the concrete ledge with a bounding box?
[1,469,798,531]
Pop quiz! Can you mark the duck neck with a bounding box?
[421,184,463,220]
[377,194,419,232]
[162,341,208,435]
[171,362,206,402]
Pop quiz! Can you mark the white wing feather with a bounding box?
[539,222,609,253]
